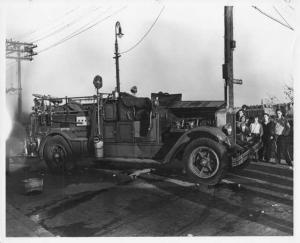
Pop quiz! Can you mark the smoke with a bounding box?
[5,116,27,158]
[5,92,30,158]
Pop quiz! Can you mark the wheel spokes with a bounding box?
[198,167,207,178]
[197,151,206,159]
[206,161,213,172]
[206,152,210,160]
[191,146,220,179]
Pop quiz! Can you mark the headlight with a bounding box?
[223,123,232,136]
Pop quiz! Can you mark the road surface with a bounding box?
[6,157,293,236]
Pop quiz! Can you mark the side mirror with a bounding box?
[93,75,103,90]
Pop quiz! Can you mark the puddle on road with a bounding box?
[44,189,109,217]
[63,182,114,195]
[29,181,166,237]
[25,168,139,234]
[29,187,111,227]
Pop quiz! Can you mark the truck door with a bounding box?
[102,100,140,142]
[103,96,158,143]
[103,101,117,142]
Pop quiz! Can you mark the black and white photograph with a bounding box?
[0,0,298,240]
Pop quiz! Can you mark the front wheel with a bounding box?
[183,138,228,185]
[43,135,76,173]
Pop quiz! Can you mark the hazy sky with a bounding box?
[4,0,296,114]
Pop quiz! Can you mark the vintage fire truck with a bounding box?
[25,10,262,185]
[25,82,261,185]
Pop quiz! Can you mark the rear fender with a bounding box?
[163,126,229,164]
[38,132,73,159]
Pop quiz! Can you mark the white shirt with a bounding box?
[250,122,261,135]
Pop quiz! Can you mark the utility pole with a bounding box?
[223,6,243,109]
[6,39,37,120]
[223,6,235,109]
[114,21,124,94]
[17,47,22,120]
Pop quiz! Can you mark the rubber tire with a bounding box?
[183,138,228,186]
[43,135,75,174]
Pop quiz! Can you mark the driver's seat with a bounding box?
[119,93,152,136]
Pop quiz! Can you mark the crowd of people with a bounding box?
[236,105,293,168]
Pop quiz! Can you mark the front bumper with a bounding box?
[230,141,262,167]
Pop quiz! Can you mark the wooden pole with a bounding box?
[224,6,234,109]
[6,40,37,120]
[17,46,22,120]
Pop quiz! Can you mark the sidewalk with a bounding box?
[6,204,54,237]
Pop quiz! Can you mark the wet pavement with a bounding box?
[6,156,293,236]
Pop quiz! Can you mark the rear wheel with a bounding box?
[43,136,76,173]
[183,138,228,185]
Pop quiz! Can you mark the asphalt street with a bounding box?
[6,156,293,236]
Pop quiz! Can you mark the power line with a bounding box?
[31,6,105,43]
[37,6,115,53]
[6,40,37,61]
[273,6,293,29]
[28,6,94,42]
[37,7,113,53]
[38,6,127,54]
[5,40,38,118]
[252,5,294,31]
[120,5,165,55]
[16,6,81,41]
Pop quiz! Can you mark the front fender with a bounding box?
[162,126,230,164]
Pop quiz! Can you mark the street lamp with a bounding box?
[114,21,124,93]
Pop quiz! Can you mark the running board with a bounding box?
[95,157,162,165]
